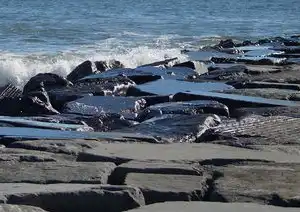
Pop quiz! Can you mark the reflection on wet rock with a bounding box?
[113,114,221,143]
[136,100,229,122]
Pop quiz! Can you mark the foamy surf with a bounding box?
[0,46,188,88]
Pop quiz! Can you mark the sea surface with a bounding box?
[0,0,299,87]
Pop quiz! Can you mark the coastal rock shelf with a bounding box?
[1,35,300,211]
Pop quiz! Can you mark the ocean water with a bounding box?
[0,0,299,87]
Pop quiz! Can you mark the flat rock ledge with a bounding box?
[125,202,300,212]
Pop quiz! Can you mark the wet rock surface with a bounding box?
[1,36,300,211]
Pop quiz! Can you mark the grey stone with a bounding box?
[125,173,211,204]
[125,202,300,212]
[109,160,204,184]
[0,183,145,212]
[8,139,103,155]
[77,143,300,164]
[0,161,116,184]
[0,204,48,212]
[210,162,300,207]
[0,148,75,162]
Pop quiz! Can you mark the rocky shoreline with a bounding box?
[0,35,300,211]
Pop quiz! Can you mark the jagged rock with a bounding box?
[114,114,221,143]
[136,101,229,122]
[0,95,59,116]
[125,202,300,212]
[0,184,145,212]
[23,73,71,94]
[231,81,300,90]
[95,59,124,72]
[66,60,93,83]
[215,39,235,49]
[210,161,300,207]
[0,161,116,184]
[0,204,48,212]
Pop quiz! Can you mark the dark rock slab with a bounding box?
[114,114,221,143]
[63,96,147,119]
[210,162,300,207]
[0,161,115,184]
[81,66,197,83]
[0,116,92,131]
[125,202,300,212]
[231,81,300,90]
[127,79,233,96]
[77,143,300,164]
[79,113,137,132]
[172,91,300,109]
[0,127,159,144]
[125,173,211,204]
[66,60,93,83]
[136,100,229,122]
[0,148,75,162]
[23,73,71,94]
[95,59,124,72]
[0,204,48,212]
[0,184,145,212]
[220,88,300,100]
[50,76,135,98]
[213,115,300,146]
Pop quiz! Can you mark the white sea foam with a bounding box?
[0,45,188,88]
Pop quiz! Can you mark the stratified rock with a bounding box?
[136,101,229,122]
[66,60,93,83]
[0,183,145,212]
[125,202,300,212]
[210,161,300,207]
[23,73,71,94]
[0,161,115,184]
[0,204,48,212]
[0,147,75,162]
[231,81,300,90]
[213,115,300,146]
[0,84,22,99]
[125,173,211,204]
[114,114,221,143]
[219,88,300,100]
